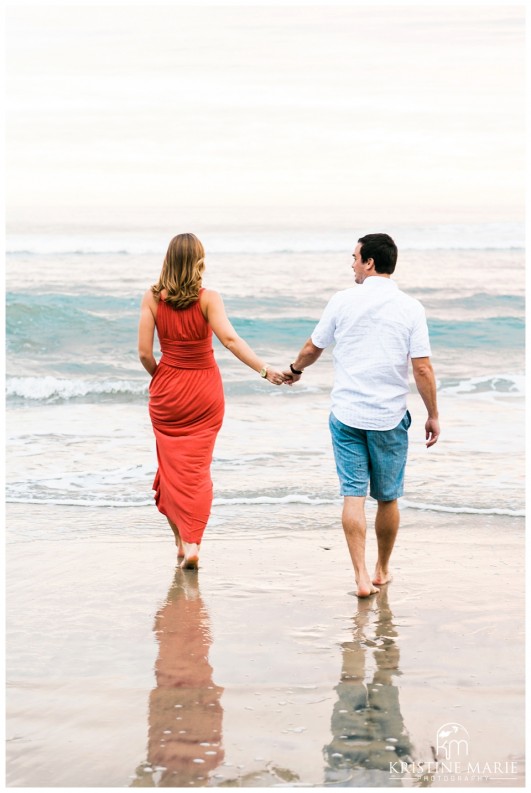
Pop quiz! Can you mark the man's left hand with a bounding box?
[282,369,300,386]
[425,418,440,448]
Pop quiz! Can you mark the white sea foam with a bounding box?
[400,500,524,517]
[438,374,524,397]
[213,494,336,506]
[6,376,324,403]
[5,490,524,517]
[6,376,147,401]
[4,488,337,509]
[6,496,155,508]
[8,373,524,404]
[12,464,155,490]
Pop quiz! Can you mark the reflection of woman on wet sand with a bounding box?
[132,568,224,787]
[323,588,415,787]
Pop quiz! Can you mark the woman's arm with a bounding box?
[138,290,158,376]
[201,290,285,385]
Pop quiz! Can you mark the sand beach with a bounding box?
[6,501,525,788]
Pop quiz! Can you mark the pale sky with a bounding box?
[6,2,525,226]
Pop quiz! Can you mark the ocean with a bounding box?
[6,220,524,529]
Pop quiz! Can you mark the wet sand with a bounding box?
[6,502,525,787]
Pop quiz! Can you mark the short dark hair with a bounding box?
[358,233,397,274]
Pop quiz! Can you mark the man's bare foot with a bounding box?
[372,565,393,586]
[180,541,199,570]
[355,574,380,598]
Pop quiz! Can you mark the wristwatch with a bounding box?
[290,363,303,375]
[259,365,268,378]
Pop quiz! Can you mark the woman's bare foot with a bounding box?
[355,574,380,598]
[180,541,199,570]
[177,545,185,559]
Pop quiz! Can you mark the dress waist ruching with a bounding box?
[160,337,215,369]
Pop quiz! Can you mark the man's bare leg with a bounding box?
[373,499,399,585]
[342,496,379,597]
[166,517,184,558]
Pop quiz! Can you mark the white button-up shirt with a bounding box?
[311,277,431,430]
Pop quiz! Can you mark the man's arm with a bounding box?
[283,338,324,383]
[411,357,440,447]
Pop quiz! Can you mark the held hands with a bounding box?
[264,367,291,386]
[263,364,302,386]
[262,358,305,387]
[264,365,303,387]
[281,368,301,386]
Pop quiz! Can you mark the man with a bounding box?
[284,233,440,597]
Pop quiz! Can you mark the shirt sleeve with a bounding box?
[409,304,432,358]
[310,293,340,349]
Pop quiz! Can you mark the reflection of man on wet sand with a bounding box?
[323,589,415,787]
[132,569,224,787]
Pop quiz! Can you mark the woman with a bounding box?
[138,233,286,569]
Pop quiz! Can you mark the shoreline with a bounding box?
[6,504,525,787]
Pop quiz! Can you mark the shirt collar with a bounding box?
[362,277,397,289]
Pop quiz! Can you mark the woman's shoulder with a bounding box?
[142,289,160,317]
[142,288,158,302]
[144,287,169,302]
[199,288,222,303]
[198,288,224,320]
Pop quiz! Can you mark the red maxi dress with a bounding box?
[149,290,225,544]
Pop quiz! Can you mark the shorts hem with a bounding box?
[369,490,403,501]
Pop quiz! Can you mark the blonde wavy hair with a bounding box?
[151,233,206,310]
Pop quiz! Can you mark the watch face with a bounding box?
[260,367,267,378]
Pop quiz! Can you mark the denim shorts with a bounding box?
[329,410,411,501]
